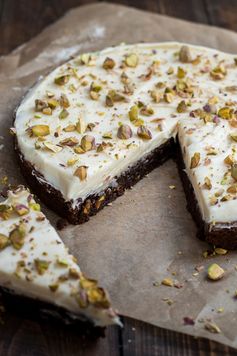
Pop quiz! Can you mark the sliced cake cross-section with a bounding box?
[0,186,120,327]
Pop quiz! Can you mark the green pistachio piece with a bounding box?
[9,224,26,250]
[177,100,187,113]
[60,94,70,108]
[0,204,13,220]
[179,45,192,63]
[190,152,200,169]
[125,53,139,68]
[117,124,133,140]
[34,259,50,275]
[231,163,237,181]
[207,263,224,281]
[81,135,95,151]
[54,75,70,86]
[137,125,152,140]
[74,166,88,181]
[129,105,139,122]
[29,125,50,137]
[59,137,79,147]
[177,67,186,79]
[59,108,69,120]
[103,57,115,70]
[0,234,9,250]
[76,117,86,134]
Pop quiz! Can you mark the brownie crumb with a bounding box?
[56,218,68,230]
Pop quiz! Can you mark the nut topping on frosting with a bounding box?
[117,124,133,140]
[190,152,200,169]
[103,57,116,70]
[28,125,50,137]
[137,125,152,140]
[74,166,88,181]
[179,45,192,63]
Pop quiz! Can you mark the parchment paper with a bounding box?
[1,2,237,348]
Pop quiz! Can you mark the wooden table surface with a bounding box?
[0,1,237,355]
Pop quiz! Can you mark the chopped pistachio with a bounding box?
[57,258,69,267]
[210,65,226,80]
[103,57,115,70]
[67,158,78,166]
[161,278,174,287]
[47,99,58,109]
[59,137,79,147]
[218,107,233,119]
[179,45,192,63]
[74,166,88,181]
[90,91,99,100]
[90,82,102,93]
[231,163,237,181]
[117,124,133,140]
[214,248,228,255]
[63,125,76,132]
[29,203,41,211]
[125,53,139,67]
[59,109,69,120]
[102,132,113,139]
[35,99,48,112]
[29,125,50,137]
[207,263,225,281]
[74,146,85,154]
[224,155,234,165]
[76,117,86,134]
[54,74,70,86]
[164,92,173,103]
[230,133,237,142]
[0,234,9,250]
[42,107,52,116]
[60,94,70,108]
[203,177,212,190]
[9,224,26,250]
[140,106,154,116]
[13,204,29,216]
[44,142,63,153]
[49,283,59,292]
[190,152,200,169]
[227,184,237,194]
[177,100,187,113]
[129,105,139,122]
[34,259,50,275]
[107,89,126,102]
[0,204,13,220]
[81,135,95,151]
[150,90,161,103]
[205,321,221,334]
[105,94,114,107]
[177,67,186,79]
[137,125,152,140]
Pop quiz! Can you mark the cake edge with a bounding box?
[14,137,175,224]
[0,286,107,335]
[176,138,237,250]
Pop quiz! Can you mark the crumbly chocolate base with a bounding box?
[15,137,175,224]
[176,138,237,250]
[0,286,105,336]
[15,134,237,248]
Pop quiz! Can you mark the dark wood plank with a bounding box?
[120,317,237,356]
[0,311,121,356]
[0,0,237,355]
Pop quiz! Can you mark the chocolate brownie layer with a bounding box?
[15,137,175,224]
[176,138,237,250]
[0,286,104,336]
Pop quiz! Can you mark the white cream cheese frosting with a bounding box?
[14,42,237,224]
[0,186,120,326]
